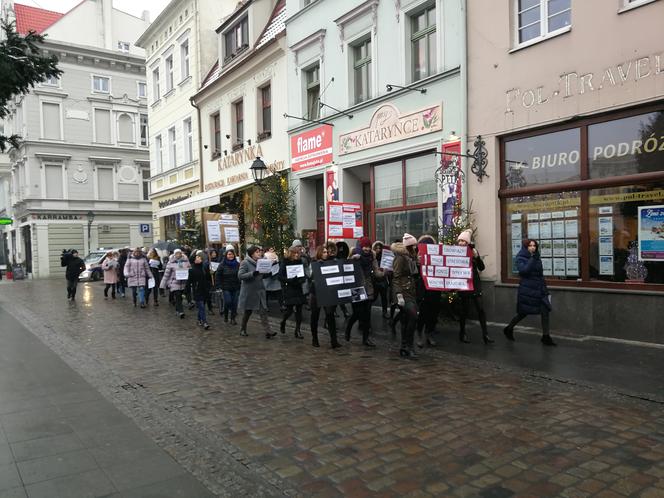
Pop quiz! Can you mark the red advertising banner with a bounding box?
[290,125,333,172]
[441,140,462,228]
[327,201,363,239]
[417,243,474,292]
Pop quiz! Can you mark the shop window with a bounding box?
[352,37,371,104]
[374,161,402,208]
[516,0,571,46]
[406,155,437,205]
[376,208,439,246]
[588,111,664,179]
[305,64,320,120]
[500,106,664,289]
[409,4,436,82]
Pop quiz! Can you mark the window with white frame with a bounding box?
[168,126,176,168]
[258,84,271,140]
[233,101,244,150]
[180,39,190,80]
[117,41,130,53]
[41,102,61,140]
[140,114,148,146]
[141,168,150,200]
[155,135,163,172]
[42,75,60,87]
[94,109,112,143]
[304,64,320,120]
[97,167,114,200]
[138,81,147,98]
[410,4,436,82]
[211,112,221,157]
[352,37,372,104]
[92,75,110,93]
[183,117,193,163]
[165,55,174,92]
[117,113,134,143]
[44,163,64,198]
[224,16,249,63]
[516,0,571,45]
[152,68,160,100]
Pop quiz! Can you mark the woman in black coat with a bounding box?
[503,239,556,346]
[215,248,241,324]
[189,253,211,330]
[279,246,307,339]
[309,245,341,349]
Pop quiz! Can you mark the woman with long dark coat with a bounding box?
[238,246,276,339]
[309,245,341,349]
[503,239,557,346]
[279,246,307,339]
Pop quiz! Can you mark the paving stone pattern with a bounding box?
[1,279,664,498]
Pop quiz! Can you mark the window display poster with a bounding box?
[540,240,553,257]
[511,222,522,240]
[599,216,613,236]
[541,258,552,275]
[564,209,577,218]
[539,221,552,239]
[540,212,552,221]
[598,206,613,215]
[599,236,613,256]
[527,213,539,221]
[553,239,566,257]
[637,205,664,261]
[327,201,363,239]
[565,239,578,257]
[564,219,578,239]
[566,258,579,276]
[599,255,614,275]
[418,243,474,291]
[553,258,566,276]
[552,220,565,238]
[527,222,540,240]
[552,211,565,219]
[311,260,365,307]
[511,213,522,222]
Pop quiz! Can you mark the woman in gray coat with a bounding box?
[238,245,276,338]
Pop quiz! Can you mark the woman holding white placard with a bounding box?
[391,234,420,358]
[238,245,276,338]
[309,245,341,349]
[160,249,191,318]
[279,246,307,339]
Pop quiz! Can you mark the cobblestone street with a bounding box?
[1,278,663,497]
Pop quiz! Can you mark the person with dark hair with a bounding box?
[216,247,240,324]
[189,252,211,329]
[145,249,163,306]
[63,249,85,301]
[456,230,493,344]
[310,245,341,348]
[117,248,129,297]
[391,234,420,358]
[504,238,556,346]
[279,246,307,339]
[335,241,351,319]
[372,241,390,319]
[344,236,384,347]
[124,247,151,308]
[101,251,119,299]
[160,249,191,318]
[238,245,276,338]
[415,235,441,347]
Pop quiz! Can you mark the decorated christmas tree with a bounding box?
[250,173,297,256]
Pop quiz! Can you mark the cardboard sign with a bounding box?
[417,243,474,292]
[327,201,363,239]
[311,260,366,307]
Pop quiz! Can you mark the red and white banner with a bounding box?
[327,201,363,239]
[290,125,333,172]
[418,243,474,292]
[441,140,462,228]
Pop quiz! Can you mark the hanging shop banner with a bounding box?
[311,259,367,307]
[326,167,339,202]
[441,140,462,227]
[327,201,363,239]
[417,243,474,292]
[290,125,333,172]
[637,205,664,261]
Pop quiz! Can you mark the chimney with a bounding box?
[141,10,150,23]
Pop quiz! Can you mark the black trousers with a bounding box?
[240,309,272,333]
[66,279,78,298]
[400,301,418,349]
[459,294,488,335]
[311,295,337,344]
[417,296,440,336]
[372,284,388,314]
[104,283,116,298]
[172,290,184,313]
[506,309,550,335]
[281,304,303,330]
[347,301,372,341]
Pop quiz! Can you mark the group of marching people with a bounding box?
[81,228,556,358]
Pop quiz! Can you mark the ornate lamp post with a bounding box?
[86,210,95,254]
[249,156,269,189]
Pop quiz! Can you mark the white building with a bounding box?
[0,0,152,278]
[135,0,236,241]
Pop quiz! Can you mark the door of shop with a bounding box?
[21,225,32,274]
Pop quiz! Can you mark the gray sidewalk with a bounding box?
[0,306,215,498]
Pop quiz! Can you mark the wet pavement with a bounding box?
[0,278,663,497]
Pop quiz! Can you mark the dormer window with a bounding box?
[224,16,249,63]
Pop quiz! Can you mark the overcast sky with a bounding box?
[17,0,170,22]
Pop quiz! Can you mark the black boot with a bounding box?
[459,330,471,343]
[294,324,303,339]
[362,329,376,348]
[312,332,320,347]
[280,320,286,334]
[344,322,352,342]
[483,333,495,344]
[541,334,557,346]
[503,326,515,342]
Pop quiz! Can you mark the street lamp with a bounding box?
[86,210,95,254]
[250,156,269,188]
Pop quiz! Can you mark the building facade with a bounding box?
[136,0,236,242]
[286,0,463,251]
[467,0,664,344]
[183,0,287,247]
[0,0,152,278]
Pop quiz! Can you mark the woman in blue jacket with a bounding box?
[503,239,557,346]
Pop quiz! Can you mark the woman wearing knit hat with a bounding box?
[416,235,441,348]
[344,236,384,347]
[456,229,493,344]
[391,233,420,358]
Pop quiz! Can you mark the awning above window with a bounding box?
[156,189,221,218]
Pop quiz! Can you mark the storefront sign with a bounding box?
[32,214,81,220]
[418,243,474,292]
[205,144,285,191]
[505,50,664,113]
[638,205,664,260]
[327,201,363,239]
[290,125,333,172]
[157,192,193,209]
[339,104,442,155]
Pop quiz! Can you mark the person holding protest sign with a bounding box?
[238,245,276,338]
[391,234,420,358]
[160,249,191,318]
[309,245,341,349]
[416,235,441,348]
[372,241,390,319]
[456,230,493,344]
[279,246,308,339]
